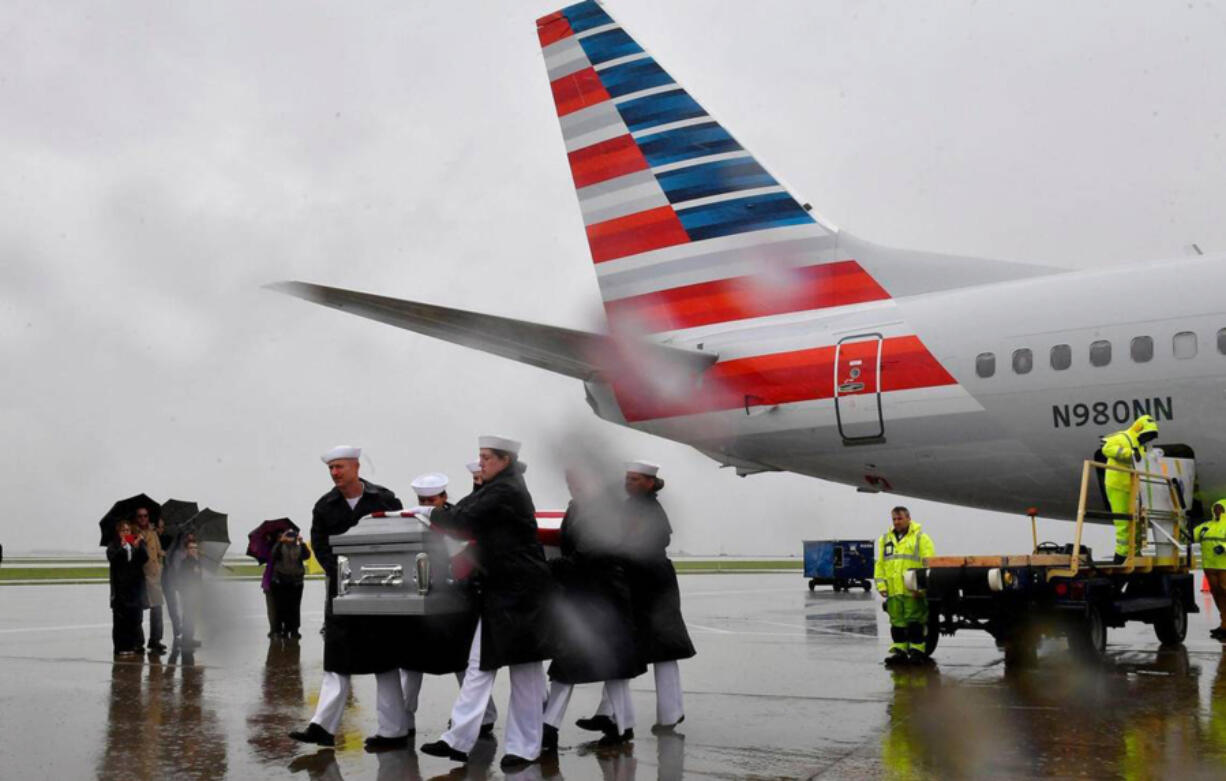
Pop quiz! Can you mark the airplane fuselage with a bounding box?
[587,252,1226,521]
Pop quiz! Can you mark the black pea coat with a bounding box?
[622,493,696,664]
[395,502,478,675]
[446,465,552,671]
[107,540,149,609]
[311,479,404,675]
[547,497,646,684]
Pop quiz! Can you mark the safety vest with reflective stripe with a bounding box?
[874,521,935,597]
[1194,511,1226,570]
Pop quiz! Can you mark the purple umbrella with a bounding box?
[246,518,299,563]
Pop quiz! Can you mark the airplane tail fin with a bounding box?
[537,2,1058,337]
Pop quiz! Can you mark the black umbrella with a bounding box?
[160,499,199,534]
[98,494,161,547]
[187,508,230,572]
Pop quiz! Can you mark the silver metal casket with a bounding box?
[331,513,470,616]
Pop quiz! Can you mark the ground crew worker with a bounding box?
[1194,499,1226,640]
[1101,415,1159,563]
[874,506,935,665]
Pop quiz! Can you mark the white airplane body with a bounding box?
[275,2,1225,523]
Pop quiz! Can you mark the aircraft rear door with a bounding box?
[834,333,885,444]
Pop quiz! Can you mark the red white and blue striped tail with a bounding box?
[537,2,887,337]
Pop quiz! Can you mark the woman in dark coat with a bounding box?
[421,435,551,771]
[542,469,644,749]
[581,461,695,733]
[107,519,149,655]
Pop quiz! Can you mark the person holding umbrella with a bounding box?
[107,519,148,656]
[289,445,405,749]
[134,507,167,653]
[420,435,552,771]
[270,529,307,639]
[248,518,299,639]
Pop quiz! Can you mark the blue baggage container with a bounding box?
[802,539,875,592]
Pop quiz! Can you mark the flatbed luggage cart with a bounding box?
[918,458,1198,666]
[803,539,875,592]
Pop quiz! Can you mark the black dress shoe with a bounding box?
[289,722,336,747]
[420,740,468,762]
[542,724,558,752]
[364,734,410,750]
[650,716,683,734]
[499,754,537,770]
[597,729,634,747]
[575,715,616,733]
[479,722,495,738]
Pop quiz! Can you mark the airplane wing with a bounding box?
[266,281,717,381]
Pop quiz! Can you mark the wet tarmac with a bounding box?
[3,573,1226,779]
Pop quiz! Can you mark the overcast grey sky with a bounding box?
[3,1,1225,556]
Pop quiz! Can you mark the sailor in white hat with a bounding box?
[466,461,483,492]
[398,472,498,738]
[291,445,409,750]
[422,434,551,771]
[577,460,694,737]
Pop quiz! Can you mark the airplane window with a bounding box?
[976,352,995,378]
[1050,344,1071,370]
[1173,331,1197,359]
[1130,336,1153,363]
[1219,328,1226,355]
[1012,348,1033,374]
[1090,340,1111,367]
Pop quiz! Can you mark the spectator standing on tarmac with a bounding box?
[270,530,307,639]
[874,507,936,666]
[420,435,552,772]
[289,445,406,748]
[579,461,695,736]
[1195,499,1226,640]
[382,472,497,750]
[107,519,148,656]
[178,537,203,648]
[157,518,182,643]
[543,467,644,752]
[135,507,167,654]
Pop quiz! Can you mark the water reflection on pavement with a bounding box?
[4,575,1226,778]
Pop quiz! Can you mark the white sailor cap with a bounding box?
[625,460,660,477]
[478,435,521,455]
[321,445,361,464]
[410,472,449,498]
[465,461,482,475]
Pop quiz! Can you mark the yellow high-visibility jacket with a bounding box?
[1101,416,1158,492]
[1194,500,1226,570]
[874,521,935,597]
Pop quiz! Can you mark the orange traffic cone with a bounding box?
[1203,574,1212,593]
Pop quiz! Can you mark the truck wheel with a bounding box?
[808,579,817,592]
[1154,598,1187,646]
[1003,626,1038,669]
[924,612,940,656]
[862,581,872,593]
[1069,604,1107,662]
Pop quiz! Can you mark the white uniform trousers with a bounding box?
[400,668,497,732]
[545,678,634,731]
[310,670,411,737]
[311,671,350,735]
[438,620,546,759]
[596,662,683,726]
